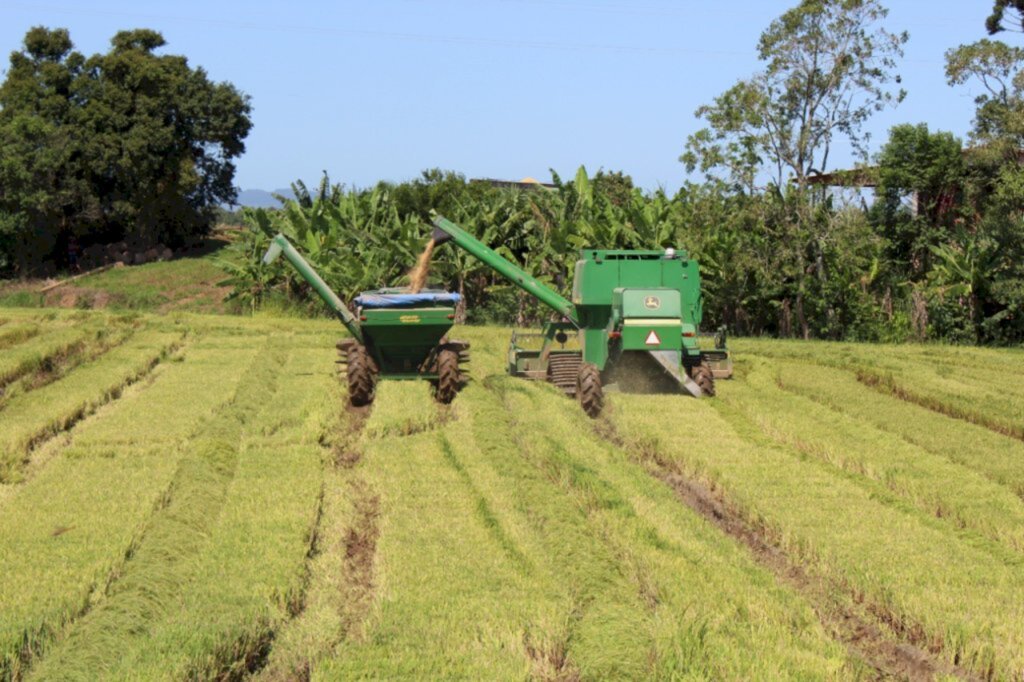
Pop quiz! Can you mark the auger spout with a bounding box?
[262,233,364,344]
[431,215,579,326]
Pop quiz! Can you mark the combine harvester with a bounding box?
[263,234,468,406]
[431,215,730,417]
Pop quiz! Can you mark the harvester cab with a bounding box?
[262,234,469,407]
[430,215,731,418]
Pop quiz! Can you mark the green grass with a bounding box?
[0,241,233,313]
[72,255,231,313]
[4,315,1024,679]
[0,325,184,483]
[612,391,1024,679]
[0,332,261,678]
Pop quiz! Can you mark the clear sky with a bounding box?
[0,1,998,192]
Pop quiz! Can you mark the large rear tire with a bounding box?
[346,344,377,407]
[434,348,460,404]
[578,362,604,418]
[691,363,716,397]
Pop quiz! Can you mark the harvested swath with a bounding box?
[857,366,1024,441]
[319,373,850,679]
[25,342,282,681]
[495,380,852,679]
[592,419,967,681]
[48,342,333,680]
[252,381,369,680]
[613,393,1024,680]
[737,338,1024,438]
[360,381,439,439]
[723,357,1024,555]
[0,323,104,390]
[774,360,1024,499]
[0,322,40,350]
[0,328,182,483]
[0,324,137,410]
[0,335,260,679]
[317,381,578,679]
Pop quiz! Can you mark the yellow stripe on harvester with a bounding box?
[622,319,681,326]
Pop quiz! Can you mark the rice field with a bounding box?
[1,308,1023,680]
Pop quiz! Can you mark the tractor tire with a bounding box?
[433,348,460,404]
[346,344,376,407]
[691,363,716,397]
[577,362,604,418]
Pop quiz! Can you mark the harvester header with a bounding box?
[431,216,577,324]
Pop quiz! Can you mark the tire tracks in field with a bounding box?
[22,342,283,681]
[593,417,977,682]
[856,369,1024,442]
[248,402,377,681]
[0,323,137,410]
[334,404,382,647]
[0,332,187,486]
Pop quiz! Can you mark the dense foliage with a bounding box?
[0,27,251,275]
[220,155,1012,345]
[215,0,1024,345]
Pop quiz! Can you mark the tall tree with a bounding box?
[0,27,251,274]
[987,0,1024,34]
[0,27,90,272]
[682,0,907,190]
[941,39,1024,342]
[682,0,906,338]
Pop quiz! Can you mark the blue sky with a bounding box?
[0,1,998,192]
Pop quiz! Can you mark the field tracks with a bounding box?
[856,368,1024,441]
[769,359,1024,503]
[252,393,377,680]
[0,327,187,484]
[595,416,973,681]
[21,340,280,680]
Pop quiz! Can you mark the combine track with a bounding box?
[546,352,581,395]
[594,418,977,682]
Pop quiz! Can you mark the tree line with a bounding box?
[226,0,1024,344]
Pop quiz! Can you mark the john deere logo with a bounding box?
[644,296,661,310]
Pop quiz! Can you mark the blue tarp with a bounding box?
[355,292,461,309]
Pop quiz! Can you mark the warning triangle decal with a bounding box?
[645,330,661,346]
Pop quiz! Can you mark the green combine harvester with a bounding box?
[263,234,469,407]
[431,215,731,417]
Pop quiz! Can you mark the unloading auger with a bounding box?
[430,215,730,417]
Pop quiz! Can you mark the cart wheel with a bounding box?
[690,363,716,397]
[346,344,376,407]
[577,362,604,418]
[433,348,460,404]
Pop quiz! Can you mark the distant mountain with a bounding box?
[231,188,296,208]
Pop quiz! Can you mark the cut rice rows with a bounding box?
[1,311,1023,679]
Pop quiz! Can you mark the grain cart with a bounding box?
[430,216,730,417]
[263,234,468,406]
